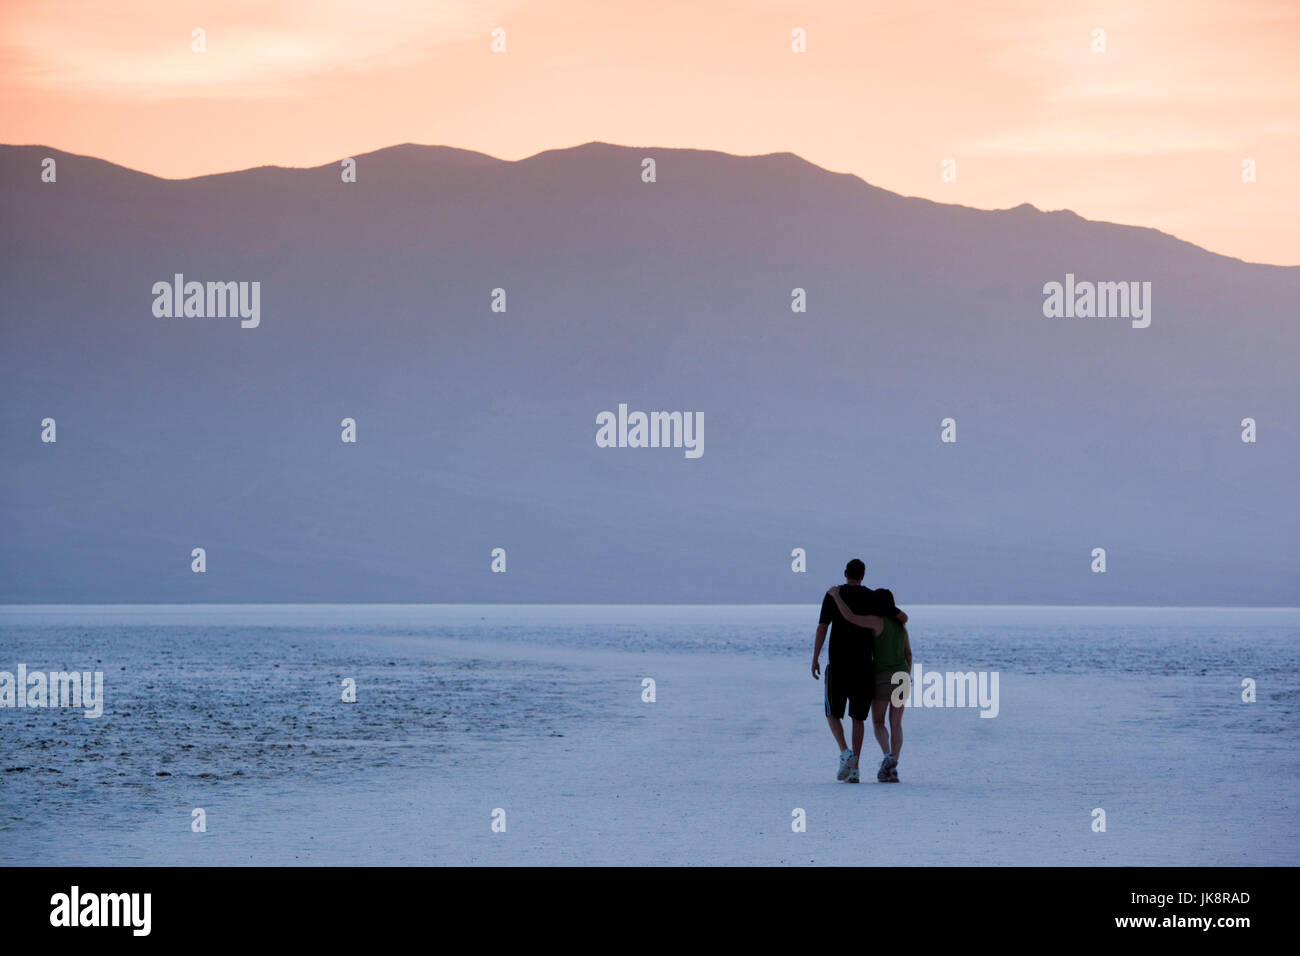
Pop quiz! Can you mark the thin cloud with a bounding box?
[2,0,520,99]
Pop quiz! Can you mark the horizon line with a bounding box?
[2,602,1296,611]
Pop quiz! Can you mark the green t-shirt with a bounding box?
[874,618,909,674]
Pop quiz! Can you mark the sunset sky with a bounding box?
[2,0,1296,264]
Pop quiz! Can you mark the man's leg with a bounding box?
[826,716,848,751]
[844,677,872,782]
[824,664,849,751]
[826,666,859,781]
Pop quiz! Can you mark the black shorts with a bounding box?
[824,663,873,721]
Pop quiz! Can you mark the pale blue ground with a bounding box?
[1,605,1296,865]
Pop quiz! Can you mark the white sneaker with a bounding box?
[847,763,861,784]
[836,749,855,781]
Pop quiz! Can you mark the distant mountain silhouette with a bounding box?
[1,142,1295,603]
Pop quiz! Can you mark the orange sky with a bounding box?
[2,0,1296,264]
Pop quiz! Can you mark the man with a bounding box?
[810,558,908,783]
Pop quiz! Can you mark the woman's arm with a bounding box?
[827,586,884,635]
[903,629,913,670]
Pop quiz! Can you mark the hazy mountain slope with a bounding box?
[1,143,1295,603]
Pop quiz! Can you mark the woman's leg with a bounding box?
[888,700,904,758]
[871,698,891,754]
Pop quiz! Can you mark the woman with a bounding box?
[827,586,912,783]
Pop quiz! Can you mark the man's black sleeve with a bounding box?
[819,592,836,625]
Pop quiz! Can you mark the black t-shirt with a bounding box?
[820,584,897,669]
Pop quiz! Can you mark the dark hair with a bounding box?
[844,558,866,581]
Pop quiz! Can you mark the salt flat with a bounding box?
[3,606,1294,866]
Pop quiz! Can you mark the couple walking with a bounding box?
[810,558,912,784]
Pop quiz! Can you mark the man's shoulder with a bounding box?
[836,584,874,614]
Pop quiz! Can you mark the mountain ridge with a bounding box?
[3,142,1286,268]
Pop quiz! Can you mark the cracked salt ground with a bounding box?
[0,604,1295,864]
